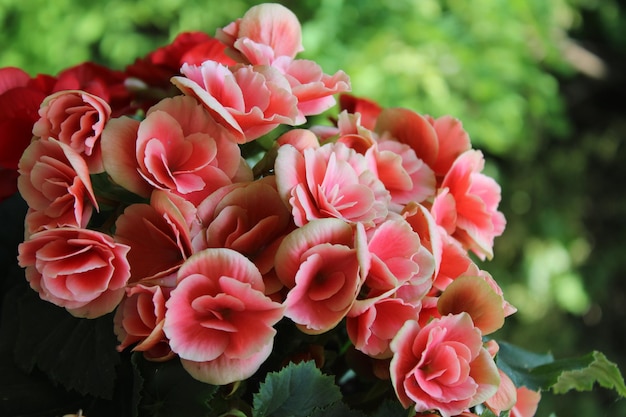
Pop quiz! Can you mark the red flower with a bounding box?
[0,68,55,201]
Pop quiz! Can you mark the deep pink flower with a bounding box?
[17,227,131,318]
[101,95,246,204]
[193,177,292,273]
[215,3,304,65]
[347,297,419,359]
[114,190,198,283]
[114,284,174,361]
[338,94,382,131]
[172,61,301,142]
[163,248,284,385]
[32,90,111,173]
[18,138,97,235]
[389,314,500,417]
[275,142,390,228]
[431,150,506,260]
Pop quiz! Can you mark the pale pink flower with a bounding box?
[101,95,244,205]
[32,90,111,173]
[17,227,131,318]
[389,314,500,417]
[274,218,369,334]
[172,62,300,142]
[163,248,284,385]
[215,3,304,65]
[114,284,174,361]
[431,150,506,260]
[114,190,198,284]
[17,138,97,236]
[275,142,390,228]
[273,57,351,118]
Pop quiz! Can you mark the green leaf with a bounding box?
[309,401,367,417]
[12,287,120,399]
[495,341,554,389]
[252,361,342,417]
[537,351,626,396]
[496,341,626,397]
[132,354,218,417]
[369,399,409,417]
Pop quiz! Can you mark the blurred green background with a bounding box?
[1,0,625,415]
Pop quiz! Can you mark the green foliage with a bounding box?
[496,341,626,397]
[132,354,218,417]
[8,289,120,399]
[252,361,342,417]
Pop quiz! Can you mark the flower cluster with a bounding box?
[5,3,540,417]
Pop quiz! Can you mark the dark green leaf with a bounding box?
[535,351,626,396]
[495,341,554,389]
[309,401,367,417]
[496,341,626,397]
[132,354,218,417]
[369,399,409,417]
[252,361,342,417]
[12,288,120,399]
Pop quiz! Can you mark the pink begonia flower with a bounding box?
[101,95,245,205]
[272,57,351,118]
[114,284,174,361]
[486,369,518,416]
[347,296,419,359]
[114,190,198,284]
[172,61,301,143]
[375,107,439,169]
[390,314,500,417]
[275,142,390,228]
[193,177,291,258]
[358,218,434,300]
[509,387,541,417]
[436,275,506,336]
[17,227,131,318]
[276,129,320,152]
[365,139,436,212]
[274,218,369,334]
[32,90,111,173]
[215,3,304,65]
[163,248,284,385]
[426,115,472,180]
[17,138,97,236]
[431,150,506,260]
[338,94,382,131]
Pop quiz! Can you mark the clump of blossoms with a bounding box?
[3,3,553,417]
